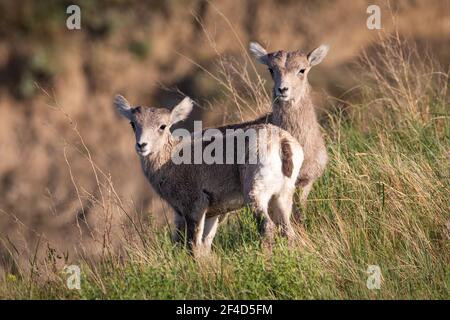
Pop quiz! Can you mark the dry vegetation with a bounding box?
[0,0,449,299]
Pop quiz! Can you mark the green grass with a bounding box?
[2,94,448,300]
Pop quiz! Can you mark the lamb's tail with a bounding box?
[280,138,293,178]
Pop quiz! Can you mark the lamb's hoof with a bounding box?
[172,231,187,246]
[261,239,274,254]
[260,232,275,253]
[292,207,305,225]
[288,236,298,248]
[283,230,297,248]
[192,244,211,260]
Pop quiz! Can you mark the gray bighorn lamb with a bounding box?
[248,42,329,219]
[207,43,329,221]
[114,95,303,256]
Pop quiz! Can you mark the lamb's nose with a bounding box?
[137,142,148,149]
[278,87,288,94]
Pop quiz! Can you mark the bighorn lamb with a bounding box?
[248,42,329,217]
[114,95,303,256]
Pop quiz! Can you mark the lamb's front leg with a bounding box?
[185,205,208,258]
[172,211,186,244]
[202,216,220,254]
[293,177,314,223]
[299,179,314,207]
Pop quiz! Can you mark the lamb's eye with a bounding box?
[159,124,167,131]
[130,122,136,131]
[298,68,306,75]
[268,68,274,75]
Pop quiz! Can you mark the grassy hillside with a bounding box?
[1,35,448,299]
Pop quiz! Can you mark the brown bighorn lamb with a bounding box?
[248,42,329,218]
[114,95,303,256]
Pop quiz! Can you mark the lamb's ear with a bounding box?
[307,44,329,67]
[249,42,269,65]
[169,97,193,125]
[114,94,133,119]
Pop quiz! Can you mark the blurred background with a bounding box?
[0,0,449,276]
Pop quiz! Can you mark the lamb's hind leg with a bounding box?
[245,192,275,249]
[271,191,296,243]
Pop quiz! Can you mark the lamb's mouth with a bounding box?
[136,148,151,157]
[277,94,290,101]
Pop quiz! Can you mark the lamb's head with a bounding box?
[250,42,328,103]
[114,95,193,157]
